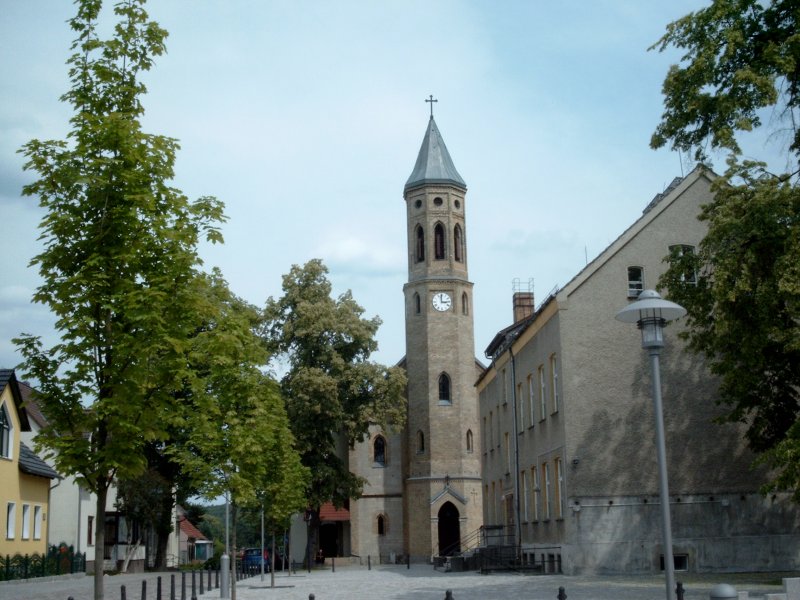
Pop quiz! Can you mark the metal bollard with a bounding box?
[120,584,127,600]
[141,580,147,600]
[181,571,186,600]
[332,557,335,572]
[215,569,219,589]
[191,569,197,600]
[676,581,685,600]
[557,586,568,600]
[444,590,455,600]
[368,555,371,570]
[309,595,315,600]
[199,568,204,595]
[407,554,410,569]
[157,576,162,600]
[207,567,211,590]
[170,574,176,600]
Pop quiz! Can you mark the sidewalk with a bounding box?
[1,564,792,600]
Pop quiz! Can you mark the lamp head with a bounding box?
[615,289,686,349]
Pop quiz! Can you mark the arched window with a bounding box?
[377,514,386,535]
[434,223,445,260]
[414,292,421,314]
[438,372,451,404]
[454,224,463,262]
[466,429,473,453]
[374,435,386,466]
[461,292,469,315]
[415,225,425,262]
[417,430,425,453]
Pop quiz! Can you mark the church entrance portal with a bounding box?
[437,502,461,556]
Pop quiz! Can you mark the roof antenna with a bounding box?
[426,94,438,118]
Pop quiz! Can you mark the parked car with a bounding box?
[241,548,270,573]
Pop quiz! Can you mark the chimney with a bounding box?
[512,278,534,323]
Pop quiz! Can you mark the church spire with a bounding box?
[405,115,466,192]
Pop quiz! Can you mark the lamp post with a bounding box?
[220,493,230,598]
[615,289,686,600]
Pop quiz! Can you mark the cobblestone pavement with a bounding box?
[1,565,794,600]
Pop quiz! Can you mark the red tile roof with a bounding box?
[319,502,350,522]
[180,517,207,541]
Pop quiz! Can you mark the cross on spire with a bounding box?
[425,94,438,118]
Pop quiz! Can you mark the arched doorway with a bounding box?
[437,502,460,556]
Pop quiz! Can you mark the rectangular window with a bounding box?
[88,515,94,546]
[669,244,697,285]
[0,403,12,458]
[538,366,546,421]
[504,432,511,474]
[517,382,524,432]
[489,412,494,449]
[21,504,30,539]
[527,374,535,426]
[521,470,529,522]
[627,266,644,297]
[555,458,565,519]
[33,506,42,540]
[482,416,487,453]
[502,368,508,405]
[543,462,552,520]
[532,467,540,522]
[491,481,496,524]
[6,502,16,539]
[549,354,559,414]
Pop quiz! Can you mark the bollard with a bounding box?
[368,555,371,570]
[407,554,410,569]
[309,595,315,600]
[200,568,204,595]
[557,586,568,600]
[191,569,197,600]
[444,590,454,600]
[220,553,230,599]
[170,574,176,600]
[181,571,186,600]
[332,557,335,573]
[157,576,162,600]
[215,569,219,589]
[208,566,211,590]
[121,584,127,600]
[141,580,147,600]
[709,583,738,600]
[676,581,685,600]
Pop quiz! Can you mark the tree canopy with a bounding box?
[263,260,406,512]
[653,0,800,499]
[15,2,223,596]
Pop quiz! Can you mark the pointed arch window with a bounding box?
[377,514,387,536]
[454,224,463,262]
[438,372,451,404]
[414,292,421,314]
[466,429,474,453]
[417,430,425,454]
[434,223,445,260]
[373,435,386,467]
[415,225,425,262]
[461,292,469,315]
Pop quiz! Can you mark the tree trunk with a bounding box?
[153,489,174,570]
[94,484,108,600]
[303,509,320,570]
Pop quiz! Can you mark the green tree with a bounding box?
[263,259,406,562]
[652,0,800,498]
[15,2,223,597]
[182,272,308,600]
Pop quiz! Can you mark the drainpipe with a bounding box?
[509,348,522,562]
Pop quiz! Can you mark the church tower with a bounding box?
[403,110,483,560]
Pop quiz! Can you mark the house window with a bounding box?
[417,430,425,454]
[502,369,508,405]
[555,458,564,519]
[434,223,445,259]
[543,462,552,520]
[6,502,16,539]
[373,435,386,467]
[461,292,469,315]
[504,432,511,474]
[488,412,493,448]
[454,224,463,262]
[414,292,421,314]
[549,354,559,414]
[1,403,11,458]
[517,382,524,432]
[538,366,546,421]
[21,504,30,539]
[669,244,697,285]
[88,515,94,546]
[627,266,644,297]
[532,467,540,522]
[527,374,535,426]
[377,514,386,536]
[438,373,451,404]
[490,482,496,524]
[33,506,42,540]
[415,225,425,262]
[466,429,473,453]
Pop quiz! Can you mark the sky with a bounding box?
[0,0,755,375]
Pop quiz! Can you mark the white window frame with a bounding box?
[527,374,535,426]
[6,502,16,539]
[544,462,552,520]
[33,506,42,540]
[521,470,529,522]
[532,467,540,522]
[669,244,698,285]
[555,458,565,519]
[517,382,524,432]
[550,354,559,414]
[538,366,546,421]
[21,504,30,539]
[627,266,644,298]
[1,402,13,459]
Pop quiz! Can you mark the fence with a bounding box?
[1,543,86,581]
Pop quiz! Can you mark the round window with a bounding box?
[433,197,443,206]
[414,199,422,208]
[454,200,461,209]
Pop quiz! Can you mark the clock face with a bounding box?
[432,292,452,312]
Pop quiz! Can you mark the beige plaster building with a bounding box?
[477,167,800,574]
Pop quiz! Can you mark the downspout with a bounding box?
[509,347,522,562]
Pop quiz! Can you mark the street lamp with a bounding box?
[615,289,686,600]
